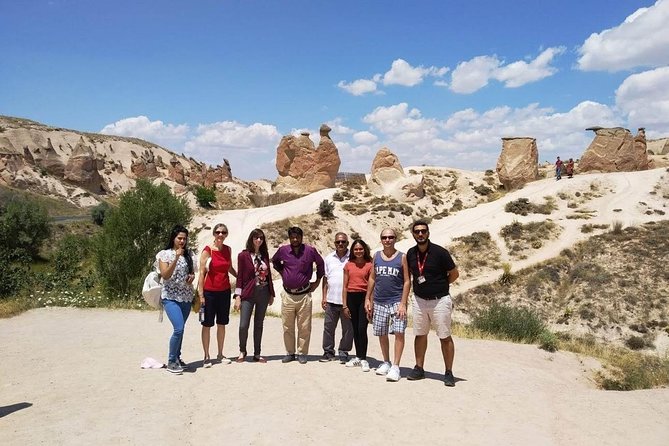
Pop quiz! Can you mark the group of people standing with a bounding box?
[156,220,459,387]
[555,156,575,180]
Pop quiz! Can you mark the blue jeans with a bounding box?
[163,299,191,363]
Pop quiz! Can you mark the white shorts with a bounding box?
[412,294,453,338]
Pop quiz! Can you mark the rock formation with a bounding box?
[131,150,160,178]
[367,147,424,202]
[34,138,66,178]
[64,137,106,193]
[579,127,650,173]
[647,137,669,155]
[496,137,539,190]
[274,124,341,193]
[168,156,187,185]
[0,137,25,186]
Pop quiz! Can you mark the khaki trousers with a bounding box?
[281,290,313,355]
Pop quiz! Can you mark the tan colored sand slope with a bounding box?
[1,307,667,445]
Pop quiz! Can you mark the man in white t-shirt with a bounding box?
[320,232,353,363]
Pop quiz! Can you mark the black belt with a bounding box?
[417,294,449,301]
[284,285,311,295]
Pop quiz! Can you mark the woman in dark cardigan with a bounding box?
[233,228,275,362]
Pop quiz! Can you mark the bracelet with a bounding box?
[342,306,348,309]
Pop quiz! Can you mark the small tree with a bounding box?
[0,195,51,259]
[195,186,217,208]
[91,202,111,226]
[93,180,192,296]
[318,199,335,219]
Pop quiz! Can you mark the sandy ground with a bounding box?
[1,307,668,445]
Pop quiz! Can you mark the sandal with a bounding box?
[203,357,212,368]
[253,355,267,363]
[217,354,232,365]
[235,352,247,363]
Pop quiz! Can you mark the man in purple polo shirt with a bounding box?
[272,226,325,364]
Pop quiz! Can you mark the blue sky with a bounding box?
[2,0,669,180]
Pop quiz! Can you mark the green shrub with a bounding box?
[0,249,32,298]
[195,186,217,208]
[539,331,559,352]
[318,200,335,219]
[91,202,111,226]
[0,195,51,259]
[472,303,546,343]
[93,179,191,296]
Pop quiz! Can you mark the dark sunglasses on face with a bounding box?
[381,235,395,240]
[253,236,264,240]
[413,229,428,235]
[215,231,228,235]
[335,240,348,245]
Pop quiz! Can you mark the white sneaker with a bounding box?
[375,361,391,375]
[345,357,361,368]
[386,365,400,382]
[360,360,370,372]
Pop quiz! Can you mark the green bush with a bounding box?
[91,202,111,226]
[195,186,217,208]
[472,303,546,343]
[93,179,191,296]
[318,200,335,219]
[0,249,32,298]
[0,196,51,259]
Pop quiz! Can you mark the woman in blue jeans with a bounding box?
[158,224,196,374]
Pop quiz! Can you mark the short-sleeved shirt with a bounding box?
[203,245,232,292]
[407,241,456,298]
[324,250,348,304]
[157,249,195,303]
[271,244,325,289]
[372,251,405,304]
[344,261,372,292]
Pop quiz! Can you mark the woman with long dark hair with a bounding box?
[157,224,195,374]
[197,223,237,368]
[233,228,275,363]
[342,239,373,372]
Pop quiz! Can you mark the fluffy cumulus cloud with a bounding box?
[100,116,189,148]
[449,47,565,94]
[184,121,281,178]
[615,66,669,136]
[381,58,449,87]
[577,0,669,71]
[351,101,621,171]
[338,59,448,95]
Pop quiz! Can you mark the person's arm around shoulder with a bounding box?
[197,247,211,305]
[398,253,410,320]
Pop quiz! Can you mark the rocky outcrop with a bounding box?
[274,124,341,193]
[647,137,669,155]
[496,137,539,190]
[33,138,66,178]
[168,156,187,185]
[367,147,424,202]
[64,137,106,193]
[131,150,160,178]
[0,137,26,186]
[579,127,650,173]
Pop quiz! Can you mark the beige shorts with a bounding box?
[412,294,453,338]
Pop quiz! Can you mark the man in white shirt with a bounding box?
[320,232,353,363]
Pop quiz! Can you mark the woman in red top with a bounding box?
[342,239,373,372]
[197,223,237,368]
[233,228,275,363]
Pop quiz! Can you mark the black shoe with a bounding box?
[444,370,455,387]
[282,354,296,363]
[407,365,425,381]
[297,355,308,364]
[177,358,190,370]
[319,353,335,362]
[338,352,349,364]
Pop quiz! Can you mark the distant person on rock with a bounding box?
[320,232,353,364]
[566,158,575,179]
[406,221,459,387]
[555,156,563,180]
[365,228,410,382]
[272,226,325,364]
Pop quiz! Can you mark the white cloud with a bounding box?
[577,0,669,71]
[337,78,379,96]
[382,58,449,87]
[362,103,437,135]
[352,131,378,145]
[615,66,669,135]
[100,116,189,148]
[450,47,565,94]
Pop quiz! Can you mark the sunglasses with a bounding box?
[253,235,264,240]
[215,230,228,235]
[335,240,348,245]
[413,229,428,235]
[381,235,395,240]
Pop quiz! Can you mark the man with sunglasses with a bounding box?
[406,220,459,387]
[272,226,325,364]
[319,233,353,364]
